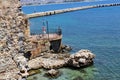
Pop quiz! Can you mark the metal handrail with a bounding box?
[30,28,62,36]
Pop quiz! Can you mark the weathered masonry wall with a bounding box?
[27,3,120,18]
[0,0,30,79]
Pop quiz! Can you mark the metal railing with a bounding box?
[30,28,62,36]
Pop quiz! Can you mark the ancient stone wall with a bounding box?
[0,0,30,79]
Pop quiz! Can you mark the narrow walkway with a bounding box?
[27,3,120,18]
[30,33,62,42]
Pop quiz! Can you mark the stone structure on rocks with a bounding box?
[0,0,30,79]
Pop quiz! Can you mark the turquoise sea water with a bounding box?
[23,1,120,80]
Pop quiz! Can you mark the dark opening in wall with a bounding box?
[24,51,31,60]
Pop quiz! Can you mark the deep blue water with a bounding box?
[23,1,120,80]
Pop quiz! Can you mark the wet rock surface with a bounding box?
[28,69,41,76]
[73,76,84,80]
[60,44,72,53]
[45,69,60,78]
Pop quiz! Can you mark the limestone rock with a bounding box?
[68,49,95,68]
[61,44,72,53]
[45,69,60,77]
[28,58,43,69]
[28,50,95,69]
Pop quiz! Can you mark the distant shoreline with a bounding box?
[21,0,100,7]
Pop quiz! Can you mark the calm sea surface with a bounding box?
[22,1,120,80]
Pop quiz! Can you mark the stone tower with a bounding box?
[0,0,30,79]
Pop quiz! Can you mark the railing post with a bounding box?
[57,26,62,35]
[46,21,49,40]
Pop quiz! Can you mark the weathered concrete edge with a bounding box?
[26,3,120,18]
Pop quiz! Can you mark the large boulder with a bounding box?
[67,49,95,68]
[74,49,95,59]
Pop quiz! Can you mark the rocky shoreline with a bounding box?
[0,0,95,79]
[28,49,95,70]
[27,49,95,78]
[21,0,86,6]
